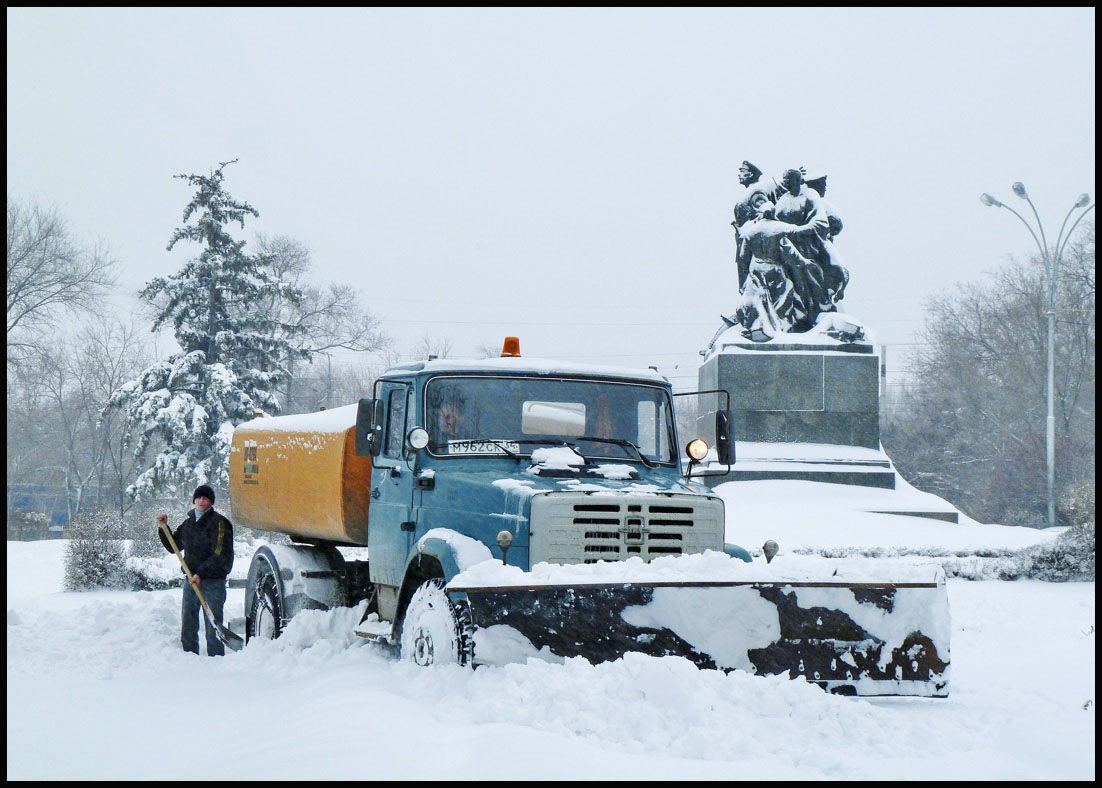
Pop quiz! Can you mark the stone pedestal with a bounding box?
[698,340,880,448]
[695,337,895,489]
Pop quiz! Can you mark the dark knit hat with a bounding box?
[193,484,215,503]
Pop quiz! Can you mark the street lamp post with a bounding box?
[980,186,1094,528]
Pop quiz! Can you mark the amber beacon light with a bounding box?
[501,337,522,357]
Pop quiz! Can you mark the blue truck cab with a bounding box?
[356,350,741,628]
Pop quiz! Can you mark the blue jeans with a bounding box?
[181,578,227,656]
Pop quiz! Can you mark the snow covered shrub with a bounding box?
[1059,478,1095,528]
[125,553,183,591]
[7,510,50,541]
[1007,482,1095,582]
[1008,524,1095,582]
[122,501,173,558]
[120,501,190,590]
[64,510,130,591]
[941,556,1021,581]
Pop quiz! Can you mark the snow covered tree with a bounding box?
[107,160,307,498]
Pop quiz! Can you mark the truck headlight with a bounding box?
[686,439,709,461]
[407,427,430,451]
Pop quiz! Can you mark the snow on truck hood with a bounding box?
[491,473,712,499]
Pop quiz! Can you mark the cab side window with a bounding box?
[385,389,407,457]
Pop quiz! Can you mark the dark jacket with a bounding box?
[159,507,234,581]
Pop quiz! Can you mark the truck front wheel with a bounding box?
[400,578,473,667]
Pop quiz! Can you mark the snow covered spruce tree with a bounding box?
[107,160,307,499]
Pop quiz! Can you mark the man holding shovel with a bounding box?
[157,485,235,656]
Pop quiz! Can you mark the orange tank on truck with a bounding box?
[229,404,371,545]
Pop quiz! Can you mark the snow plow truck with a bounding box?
[229,338,950,696]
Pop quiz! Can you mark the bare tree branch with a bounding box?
[7,197,116,364]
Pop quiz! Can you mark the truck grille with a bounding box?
[529,493,725,566]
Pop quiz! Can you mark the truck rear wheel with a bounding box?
[400,578,473,667]
[247,559,283,641]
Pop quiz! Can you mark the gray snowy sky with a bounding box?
[6,7,1096,391]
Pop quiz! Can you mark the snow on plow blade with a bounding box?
[453,580,950,697]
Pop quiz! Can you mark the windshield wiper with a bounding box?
[513,439,589,465]
[509,438,660,468]
[575,436,660,469]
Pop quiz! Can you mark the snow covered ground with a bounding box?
[6,484,1095,780]
[716,477,1047,552]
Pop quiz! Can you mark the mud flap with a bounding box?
[451,580,950,697]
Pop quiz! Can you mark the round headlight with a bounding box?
[686,438,709,461]
[407,427,430,450]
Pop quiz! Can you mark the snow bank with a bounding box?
[7,539,68,602]
[449,550,942,588]
[442,652,931,769]
[734,441,889,462]
[717,479,1060,554]
[6,539,1095,780]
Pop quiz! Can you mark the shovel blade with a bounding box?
[199,600,244,652]
[212,621,245,651]
[455,580,950,697]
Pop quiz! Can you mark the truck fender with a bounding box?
[396,530,493,626]
[723,543,754,563]
[409,529,495,584]
[246,543,346,624]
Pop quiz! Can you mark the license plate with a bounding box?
[445,439,521,455]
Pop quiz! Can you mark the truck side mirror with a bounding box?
[715,410,734,466]
[355,398,384,457]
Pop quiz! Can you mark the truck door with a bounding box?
[368,382,415,588]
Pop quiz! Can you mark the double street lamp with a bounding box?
[979,185,1094,529]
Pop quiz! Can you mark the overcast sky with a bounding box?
[7,7,1096,391]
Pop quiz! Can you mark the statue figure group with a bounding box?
[729,161,851,341]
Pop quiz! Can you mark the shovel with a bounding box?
[157,515,244,652]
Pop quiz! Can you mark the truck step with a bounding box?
[353,615,395,645]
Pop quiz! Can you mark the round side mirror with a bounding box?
[407,427,430,451]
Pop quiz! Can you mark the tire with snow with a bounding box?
[247,556,284,642]
[400,578,473,667]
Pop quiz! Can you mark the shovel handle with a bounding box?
[159,519,207,604]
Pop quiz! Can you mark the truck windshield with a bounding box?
[424,375,675,465]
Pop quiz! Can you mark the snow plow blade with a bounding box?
[452,579,950,697]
